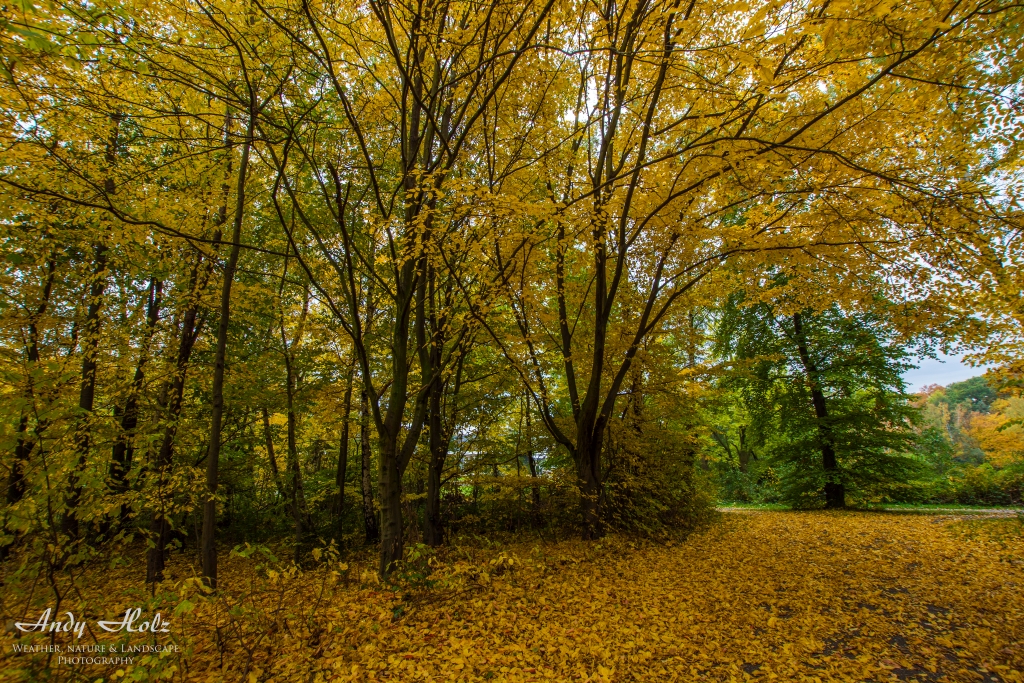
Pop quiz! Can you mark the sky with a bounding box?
[902,352,992,393]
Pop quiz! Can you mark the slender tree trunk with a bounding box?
[374,249,433,574]
[146,279,205,582]
[422,272,465,546]
[335,362,354,542]
[526,393,540,508]
[1,259,56,559]
[7,258,56,507]
[62,243,109,540]
[423,377,445,546]
[64,113,123,541]
[7,415,33,507]
[423,265,444,547]
[283,358,307,559]
[376,266,420,576]
[360,389,379,544]
[424,454,442,546]
[278,266,310,560]
[148,107,234,581]
[737,426,752,474]
[201,116,253,588]
[261,407,287,500]
[108,279,162,526]
[792,313,844,508]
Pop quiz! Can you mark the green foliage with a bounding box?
[929,376,998,414]
[923,463,1024,506]
[603,421,718,537]
[714,296,925,507]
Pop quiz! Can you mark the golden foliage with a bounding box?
[3,511,1022,682]
[969,398,1024,468]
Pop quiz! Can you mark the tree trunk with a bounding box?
[792,313,844,509]
[284,361,307,559]
[261,407,287,500]
[424,454,442,546]
[526,393,540,508]
[64,113,123,541]
[6,258,56,507]
[423,361,446,546]
[146,276,205,582]
[278,266,310,560]
[360,389,379,544]
[108,279,162,525]
[574,431,604,540]
[374,255,427,576]
[201,116,253,588]
[334,362,354,542]
[148,109,231,582]
[737,426,753,474]
[378,431,403,574]
[62,242,109,540]
[1,259,56,559]
[7,415,33,507]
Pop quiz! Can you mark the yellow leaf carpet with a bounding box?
[2,512,1021,682]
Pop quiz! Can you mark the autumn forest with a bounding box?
[1,0,1023,679]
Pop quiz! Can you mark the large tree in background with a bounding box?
[716,294,922,507]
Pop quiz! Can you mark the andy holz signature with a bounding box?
[14,609,172,639]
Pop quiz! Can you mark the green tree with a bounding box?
[717,297,922,507]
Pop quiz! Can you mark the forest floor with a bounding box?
[2,511,1023,682]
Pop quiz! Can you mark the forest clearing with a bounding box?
[3,511,1022,682]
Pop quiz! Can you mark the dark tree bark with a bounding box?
[737,426,753,474]
[63,113,122,541]
[62,242,109,540]
[146,267,207,583]
[422,265,446,548]
[283,360,308,557]
[423,376,446,547]
[334,360,355,542]
[261,407,287,500]
[525,393,540,508]
[423,330,466,547]
[6,258,56,507]
[359,388,379,544]
[149,107,236,583]
[201,113,253,588]
[374,251,429,574]
[1,258,57,560]
[277,264,311,561]
[108,279,162,525]
[792,313,844,509]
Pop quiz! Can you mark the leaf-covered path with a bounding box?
[3,512,1023,682]
[331,512,1024,682]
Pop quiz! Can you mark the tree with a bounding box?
[717,295,921,507]
[251,0,558,574]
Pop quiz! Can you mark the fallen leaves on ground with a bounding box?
[2,512,1022,682]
